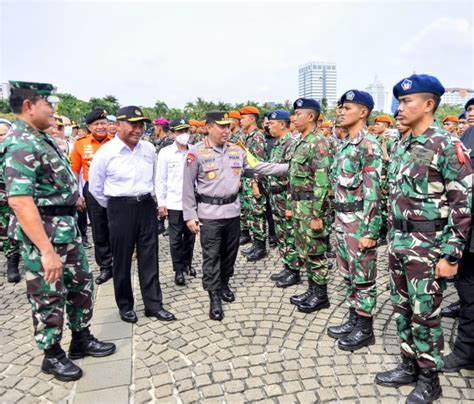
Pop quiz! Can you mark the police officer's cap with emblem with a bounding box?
[340,90,374,111]
[116,106,151,123]
[293,98,321,112]
[205,111,232,125]
[268,109,291,121]
[169,117,190,131]
[9,80,60,106]
[393,74,445,99]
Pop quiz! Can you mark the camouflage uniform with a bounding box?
[268,132,302,272]
[377,131,396,235]
[155,135,174,154]
[229,129,245,144]
[1,119,94,350]
[189,133,203,146]
[388,126,472,370]
[288,129,331,284]
[0,179,19,258]
[332,129,382,316]
[241,129,267,242]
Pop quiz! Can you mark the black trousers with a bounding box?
[77,208,88,241]
[453,250,474,362]
[200,217,240,291]
[168,209,195,273]
[83,182,113,271]
[265,192,276,238]
[107,196,163,312]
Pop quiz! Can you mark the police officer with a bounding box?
[183,111,286,321]
[375,74,472,404]
[1,81,115,381]
[327,90,383,351]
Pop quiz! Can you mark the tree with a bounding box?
[56,93,90,122]
[321,98,328,115]
[88,95,120,115]
[0,99,11,114]
[154,101,170,118]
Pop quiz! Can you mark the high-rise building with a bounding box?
[298,61,337,106]
[441,88,474,106]
[365,76,387,112]
[0,83,10,101]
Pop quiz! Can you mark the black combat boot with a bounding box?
[375,355,419,387]
[440,300,461,318]
[175,271,185,286]
[239,230,251,245]
[95,268,112,285]
[338,314,375,351]
[7,254,21,283]
[269,234,278,248]
[276,269,301,288]
[270,265,289,281]
[241,243,256,257]
[42,344,83,382]
[209,290,223,321]
[157,218,166,235]
[442,352,474,372]
[406,368,442,404]
[69,327,116,359]
[327,307,357,339]
[185,264,197,277]
[221,284,235,303]
[290,279,316,306]
[246,240,267,262]
[297,283,330,313]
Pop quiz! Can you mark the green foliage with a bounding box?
[0,99,12,114]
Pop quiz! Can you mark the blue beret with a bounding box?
[340,90,374,111]
[293,98,321,112]
[459,111,466,120]
[268,109,290,121]
[393,74,445,99]
[464,98,474,111]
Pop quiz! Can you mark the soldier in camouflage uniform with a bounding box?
[239,106,268,261]
[285,98,332,313]
[1,81,115,382]
[0,119,21,282]
[228,111,245,144]
[373,115,396,244]
[265,110,303,288]
[375,74,472,404]
[326,90,383,351]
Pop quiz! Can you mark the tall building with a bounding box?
[365,76,387,112]
[0,83,10,101]
[441,88,474,106]
[298,61,337,106]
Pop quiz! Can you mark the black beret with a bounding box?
[85,108,107,125]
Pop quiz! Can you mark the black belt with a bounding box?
[197,193,238,206]
[291,192,314,201]
[38,206,76,216]
[108,193,152,202]
[393,218,448,233]
[334,200,364,213]
[269,186,286,194]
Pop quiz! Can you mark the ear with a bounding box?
[424,98,435,113]
[22,99,34,115]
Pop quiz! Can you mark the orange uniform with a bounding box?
[70,134,113,181]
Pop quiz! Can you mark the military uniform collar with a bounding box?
[408,127,435,145]
[14,118,45,137]
[348,128,367,145]
[202,137,227,153]
[300,128,317,142]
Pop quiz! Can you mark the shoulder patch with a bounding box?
[366,141,373,156]
[186,152,197,166]
[455,143,466,164]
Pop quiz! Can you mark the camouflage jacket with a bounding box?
[389,126,473,258]
[189,133,204,146]
[268,132,295,204]
[288,129,331,219]
[332,129,382,239]
[244,129,266,161]
[155,135,175,154]
[229,129,245,144]
[0,179,6,208]
[0,119,80,244]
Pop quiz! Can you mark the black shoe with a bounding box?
[338,314,375,351]
[42,347,82,382]
[375,355,419,387]
[95,269,112,285]
[120,310,138,323]
[6,254,21,283]
[145,308,176,321]
[82,240,92,249]
[297,283,330,313]
[328,307,357,339]
[185,265,197,277]
[441,301,461,318]
[221,284,235,303]
[69,328,116,359]
[239,231,252,245]
[175,271,185,286]
[290,280,316,306]
[209,290,223,321]
[269,235,278,248]
[406,369,442,404]
[241,243,256,257]
[276,270,300,288]
[157,219,166,235]
[442,352,474,373]
[246,240,267,262]
[270,266,289,281]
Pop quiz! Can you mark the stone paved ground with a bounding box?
[1,233,473,403]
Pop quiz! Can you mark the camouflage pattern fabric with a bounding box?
[0,180,19,258]
[376,132,396,233]
[332,129,383,316]
[229,129,245,144]
[288,129,332,285]
[388,126,473,370]
[241,129,267,242]
[189,133,204,145]
[268,132,302,272]
[1,119,94,350]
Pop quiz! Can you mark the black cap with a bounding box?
[85,108,107,125]
[205,111,232,125]
[169,118,190,131]
[116,106,150,123]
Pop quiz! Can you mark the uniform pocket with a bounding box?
[400,163,429,199]
[339,159,362,189]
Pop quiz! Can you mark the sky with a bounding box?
[1,0,473,109]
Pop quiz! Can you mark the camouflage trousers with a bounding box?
[0,206,19,258]
[388,231,446,370]
[335,229,377,316]
[269,194,303,272]
[21,240,94,350]
[239,193,250,233]
[241,179,267,242]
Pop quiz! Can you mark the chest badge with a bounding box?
[208,171,216,180]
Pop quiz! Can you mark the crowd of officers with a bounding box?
[0,74,474,404]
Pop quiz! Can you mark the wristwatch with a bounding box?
[443,254,458,265]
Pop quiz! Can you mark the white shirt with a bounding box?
[156,142,188,210]
[89,136,156,207]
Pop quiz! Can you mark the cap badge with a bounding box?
[224,113,229,119]
[180,119,185,125]
[401,79,412,91]
[135,109,141,116]
[271,112,277,119]
[346,91,355,101]
[296,99,303,107]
